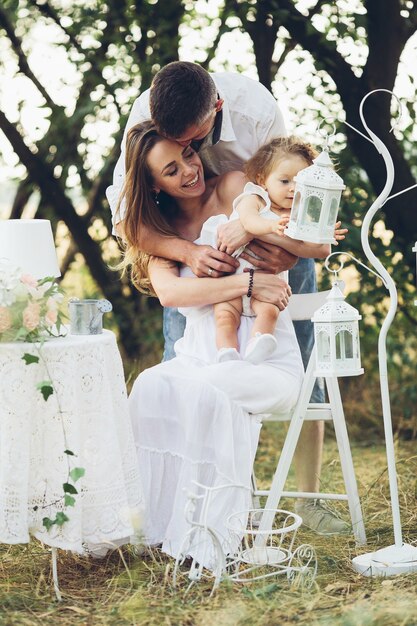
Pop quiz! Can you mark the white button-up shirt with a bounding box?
[106,72,286,231]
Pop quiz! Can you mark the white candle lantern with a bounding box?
[285,148,345,244]
[312,280,363,377]
[413,242,417,305]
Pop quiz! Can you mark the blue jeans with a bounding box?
[162,306,186,361]
[288,258,325,403]
[162,257,324,403]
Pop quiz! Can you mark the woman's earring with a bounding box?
[154,192,160,205]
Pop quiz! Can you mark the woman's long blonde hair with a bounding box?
[117,121,178,294]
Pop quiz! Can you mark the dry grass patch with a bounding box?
[1,441,416,626]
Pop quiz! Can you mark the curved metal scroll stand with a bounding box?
[343,89,417,575]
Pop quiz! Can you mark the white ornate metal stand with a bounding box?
[340,90,417,576]
[172,482,317,595]
[226,508,317,588]
[172,483,227,595]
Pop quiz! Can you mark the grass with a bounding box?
[1,432,416,625]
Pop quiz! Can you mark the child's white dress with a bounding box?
[199,181,280,315]
[129,200,303,566]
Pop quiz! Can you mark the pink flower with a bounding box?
[22,301,41,332]
[20,274,38,288]
[0,307,12,333]
[46,296,58,311]
[45,308,58,326]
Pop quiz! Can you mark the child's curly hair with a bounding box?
[244,136,318,184]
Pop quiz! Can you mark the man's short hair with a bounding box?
[150,62,217,138]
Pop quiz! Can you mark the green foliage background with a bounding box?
[1,0,417,437]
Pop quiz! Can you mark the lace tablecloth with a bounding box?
[0,330,144,555]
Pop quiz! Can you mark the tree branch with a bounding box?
[27,0,82,54]
[0,5,59,112]
[0,107,113,288]
[270,38,297,78]
[9,178,34,219]
[59,240,78,278]
[201,4,234,71]
[364,0,409,88]
[270,0,357,89]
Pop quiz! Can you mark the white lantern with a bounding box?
[413,242,417,305]
[284,149,345,244]
[312,280,363,377]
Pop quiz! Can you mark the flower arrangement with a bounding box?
[0,259,83,533]
[0,260,65,342]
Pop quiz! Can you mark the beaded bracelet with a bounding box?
[247,268,255,298]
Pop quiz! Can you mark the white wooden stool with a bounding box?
[253,291,367,547]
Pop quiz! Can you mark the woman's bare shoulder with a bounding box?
[216,171,248,204]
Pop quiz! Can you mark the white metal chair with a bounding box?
[252,290,367,547]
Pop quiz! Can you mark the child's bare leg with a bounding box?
[213,298,242,350]
[244,299,279,365]
[250,299,280,337]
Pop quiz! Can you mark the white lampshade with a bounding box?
[0,219,60,279]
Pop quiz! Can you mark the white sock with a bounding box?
[244,333,277,365]
[216,347,241,363]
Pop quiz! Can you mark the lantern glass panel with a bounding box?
[336,329,353,359]
[292,191,301,222]
[327,197,339,227]
[305,195,322,223]
[317,330,331,362]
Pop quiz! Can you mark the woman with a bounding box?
[120,121,329,565]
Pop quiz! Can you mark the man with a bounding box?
[106,61,349,535]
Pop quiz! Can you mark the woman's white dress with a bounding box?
[129,201,304,565]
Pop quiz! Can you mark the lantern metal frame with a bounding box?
[284,124,346,245]
[335,90,417,576]
[312,278,363,378]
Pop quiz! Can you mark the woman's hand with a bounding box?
[188,245,239,278]
[251,272,292,310]
[217,220,252,255]
[240,240,298,273]
[334,221,348,244]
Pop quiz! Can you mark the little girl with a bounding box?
[211,136,346,364]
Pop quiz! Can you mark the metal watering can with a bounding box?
[68,298,113,335]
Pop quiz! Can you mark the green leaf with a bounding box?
[69,467,85,482]
[64,494,76,507]
[64,449,75,456]
[38,276,56,286]
[22,353,39,365]
[253,582,279,597]
[36,381,53,401]
[43,517,55,530]
[55,512,70,526]
[63,482,78,494]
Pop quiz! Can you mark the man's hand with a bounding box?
[188,245,240,278]
[251,272,292,310]
[217,220,252,255]
[240,239,298,273]
[334,221,348,244]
